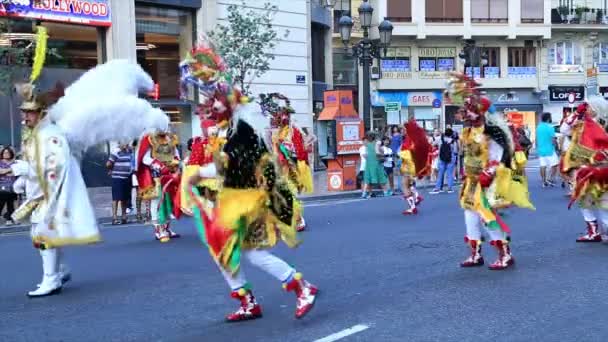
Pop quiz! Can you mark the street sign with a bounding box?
[432,98,442,108]
[384,102,401,112]
[567,92,575,104]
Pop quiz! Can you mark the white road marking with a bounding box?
[313,324,370,342]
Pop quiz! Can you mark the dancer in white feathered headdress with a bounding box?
[8,25,169,298]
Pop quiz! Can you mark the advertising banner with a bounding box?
[0,0,111,27]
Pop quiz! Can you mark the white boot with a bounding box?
[28,249,62,297]
[37,249,71,287]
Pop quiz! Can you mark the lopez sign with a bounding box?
[0,0,111,27]
[548,86,585,102]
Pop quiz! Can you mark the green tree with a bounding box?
[209,1,288,95]
[0,18,34,95]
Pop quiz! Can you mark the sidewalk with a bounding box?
[0,171,356,232]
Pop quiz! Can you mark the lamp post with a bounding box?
[338,0,393,132]
[459,39,488,79]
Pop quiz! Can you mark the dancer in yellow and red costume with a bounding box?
[136,131,182,242]
[261,93,312,231]
[561,96,608,242]
[180,41,318,322]
[399,119,431,215]
[445,73,534,270]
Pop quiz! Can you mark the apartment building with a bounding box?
[360,0,550,133]
[543,0,608,121]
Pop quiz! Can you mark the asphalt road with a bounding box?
[2,169,608,342]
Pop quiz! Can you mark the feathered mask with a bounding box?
[445,72,493,123]
[259,93,295,128]
[181,38,247,126]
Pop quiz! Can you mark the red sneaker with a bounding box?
[284,273,318,319]
[226,289,263,322]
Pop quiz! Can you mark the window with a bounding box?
[386,0,411,22]
[508,47,536,67]
[521,0,544,23]
[418,47,456,72]
[333,0,351,33]
[593,43,608,72]
[471,0,508,23]
[311,24,326,82]
[426,0,463,23]
[136,5,194,99]
[464,47,500,78]
[380,47,411,78]
[333,49,358,86]
[549,41,582,65]
[507,47,537,78]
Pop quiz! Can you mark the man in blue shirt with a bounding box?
[536,112,558,187]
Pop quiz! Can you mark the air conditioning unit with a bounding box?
[371,66,380,79]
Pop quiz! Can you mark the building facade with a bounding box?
[542,0,608,122]
[0,0,320,185]
[369,0,551,135]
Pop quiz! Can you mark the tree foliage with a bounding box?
[0,18,34,95]
[209,1,288,95]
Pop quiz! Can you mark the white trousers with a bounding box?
[218,250,295,291]
[464,209,505,241]
[580,192,608,230]
[150,198,160,223]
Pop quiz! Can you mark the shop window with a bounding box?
[521,0,544,23]
[549,41,582,65]
[136,5,194,99]
[380,47,410,79]
[333,0,351,33]
[4,20,100,70]
[386,0,411,22]
[333,49,358,86]
[471,0,508,23]
[426,0,463,23]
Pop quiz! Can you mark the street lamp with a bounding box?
[459,40,488,79]
[323,0,337,8]
[338,0,393,132]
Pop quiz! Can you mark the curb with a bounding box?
[0,182,453,235]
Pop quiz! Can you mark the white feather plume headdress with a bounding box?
[485,108,514,155]
[587,95,608,120]
[48,60,169,151]
[231,102,271,149]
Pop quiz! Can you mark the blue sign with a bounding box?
[372,90,443,107]
[437,58,454,71]
[296,75,306,84]
[0,0,111,27]
[432,99,442,108]
[381,59,410,72]
[420,59,436,72]
[598,64,608,73]
[484,67,500,78]
[507,67,537,77]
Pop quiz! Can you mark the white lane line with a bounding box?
[313,324,370,342]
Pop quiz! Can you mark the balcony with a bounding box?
[552,7,608,26]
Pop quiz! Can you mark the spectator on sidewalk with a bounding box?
[0,146,17,225]
[430,128,457,194]
[536,112,559,187]
[361,132,390,198]
[382,136,395,193]
[358,135,367,190]
[390,126,403,194]
[107,143,133,225]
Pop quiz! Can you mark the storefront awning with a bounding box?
[317,107,339,121]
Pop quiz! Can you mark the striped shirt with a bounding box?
[108,149,133,179]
